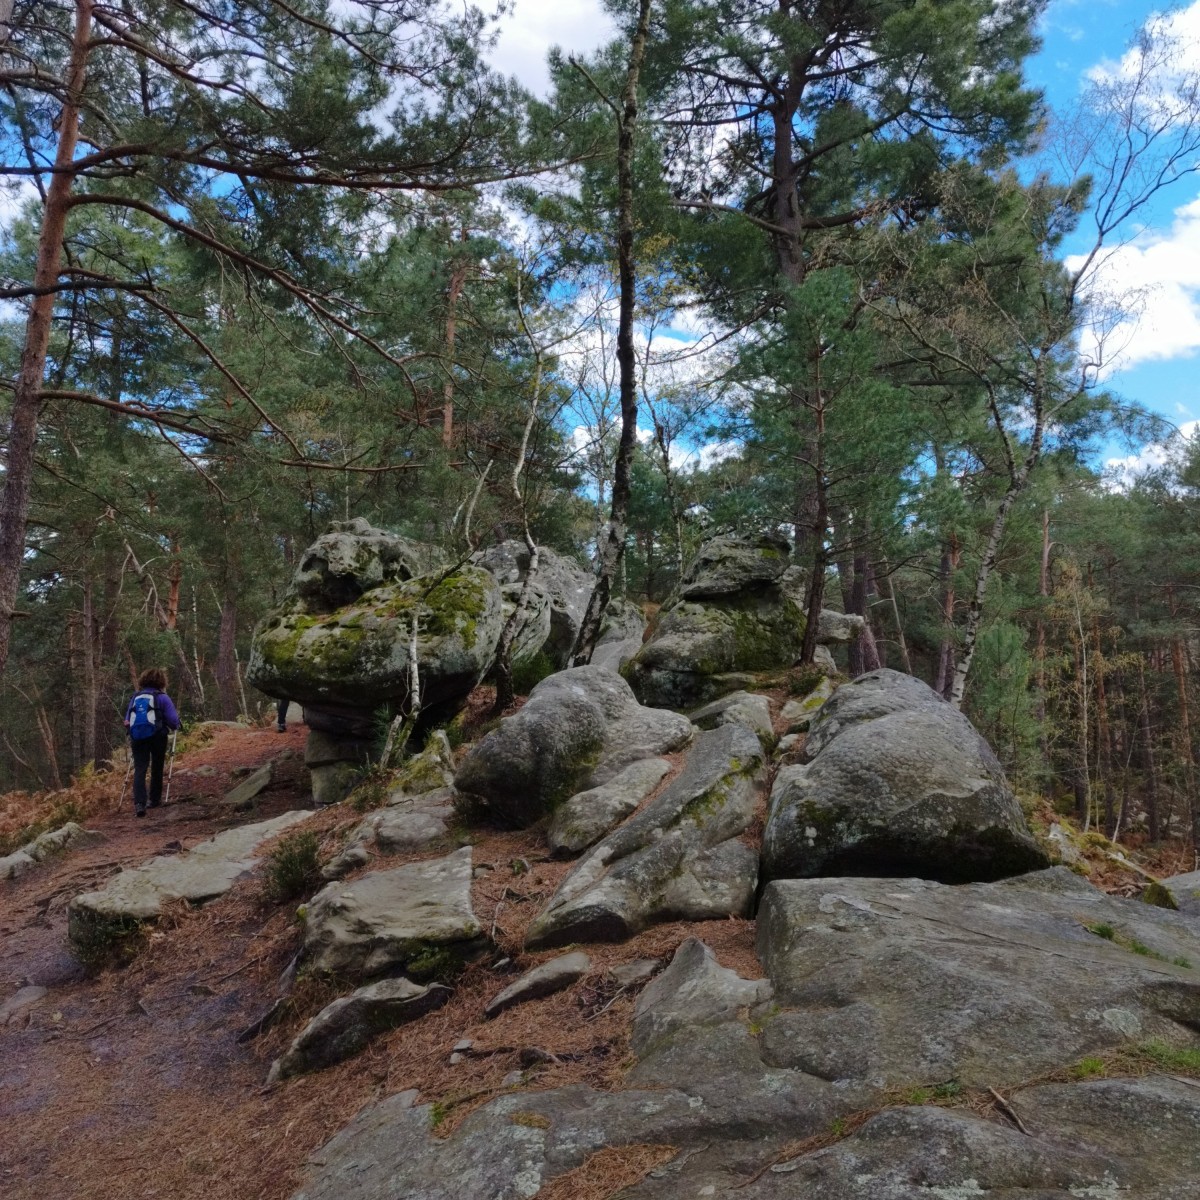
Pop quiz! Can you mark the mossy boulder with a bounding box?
[625,589,806,709]
[248,566,503,720]
[292,518,443,613]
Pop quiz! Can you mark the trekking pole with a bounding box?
[164,729,179,806]
[117,753,132,812]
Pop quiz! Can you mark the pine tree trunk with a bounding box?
[878,558,913,674]
[1138,656,1160,843]
[216,597,239,721]
[934,537,960,699]
[0,0,93,682]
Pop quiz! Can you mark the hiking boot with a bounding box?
[135,808,146,818]
[277,724,286,733]
[149,800,161,808]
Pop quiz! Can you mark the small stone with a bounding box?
[485,951,592,1018]
[0,985,48,1025]
[453,1038,474,1052]
[610,959,662,988]
[501,1070,524,1087]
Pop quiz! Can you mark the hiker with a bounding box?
[276,698,290,732]
[124,667,182,817]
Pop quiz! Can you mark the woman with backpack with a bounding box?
[124,668,182,817]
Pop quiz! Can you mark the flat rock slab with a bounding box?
[689,692,773,740]
[763,668,1048,884]
[526,725,764,948]
[69,810,313,936]
[757,867,1200,1090]
[323,785,457,880]
[303,847,486,980]
[269,977,451,1082]
[547,758,670,856]
[485,951,591,1018]
[222,762,273,810]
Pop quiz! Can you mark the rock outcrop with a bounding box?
[525,724,764,947]
[301,846,486,981]
[546,757,670,856]
[483,951,591,1018]
[763,668,1048,883]
[454,667,692,829]
[1158,868,1200,919]
[294,870,1200,1200]
[472,541,594,668]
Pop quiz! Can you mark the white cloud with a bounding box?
[1105,418,1200,487]
[1066,192,1200,373]
[487,0,616,96]
[1087,1,1200,85]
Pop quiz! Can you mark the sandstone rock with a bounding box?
[1158,868,1200,919]
[69,810,312,940]
[547,758,670,857]
[323,786,456,879]
[609,958,661,988]
[756,868,1200,1090]
[291,518,439,612]
[815,609,865,644]
[811,644,837,674]
[526,725,764,948]
[498,580,553,666]
[388,731,455,800]
[304,729,372,768]
[302,847,486,980]
[779,678,834,733]
[455,667,691,829]
[0,984,47,1025]
[689,691,773,740]
[484,951,591,1018]
[248,566,503,723]
[677,534,791,599]
[624,535,806,710]
[0,821,100,881]
[221,762,272,811]
[269,977,451,1082]
[763,668,1048,884]
[310,761,361,808]
[473,541,594,667]
[632,938,771,1058]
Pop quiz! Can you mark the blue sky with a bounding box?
[1030,1,1200,469]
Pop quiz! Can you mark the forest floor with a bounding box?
[0,708,1191,1200]
[0,714,758,1200]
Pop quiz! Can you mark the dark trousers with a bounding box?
[277,699,290,730]
[131,733,169,811]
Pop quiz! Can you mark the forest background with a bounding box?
[3,0,1200,855]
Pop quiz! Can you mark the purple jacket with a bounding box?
[124,690,181,734]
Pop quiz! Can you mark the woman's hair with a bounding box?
[137,667,168,691]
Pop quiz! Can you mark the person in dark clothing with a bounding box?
[276,698,290,733]
[124,667,182,817]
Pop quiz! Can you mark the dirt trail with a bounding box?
[0,721,760,1200]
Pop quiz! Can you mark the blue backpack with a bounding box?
[128,691,160,741]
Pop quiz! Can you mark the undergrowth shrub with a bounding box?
[70,910,145,973]
[263,830,321,903]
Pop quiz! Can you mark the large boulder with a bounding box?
[1158,868,1200,920]
[248,565,503,723]
[291,518,442,613]
[473,541,594,667]
[546,757,671,857]
[301,847,486,981]
[623,535,806,709]
[525,724,764,948]
[454,666,692,829]
[762,668,1048,883]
